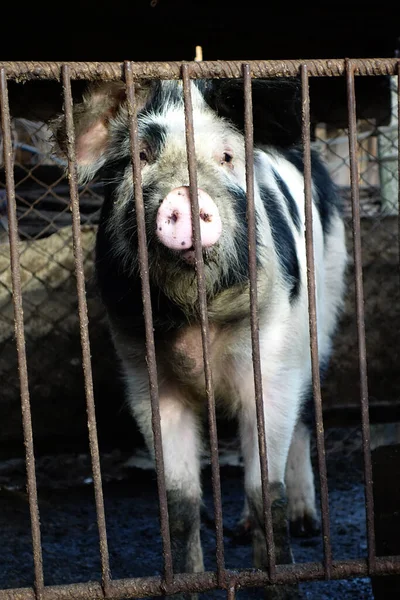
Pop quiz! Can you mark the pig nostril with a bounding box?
[200,209,212,223]
[156,189,221,251]
[167,211,179,224]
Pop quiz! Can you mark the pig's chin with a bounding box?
[154,246,221,311]
[178,246,216,267]
[181,248,196,265]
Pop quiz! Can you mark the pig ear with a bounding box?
[52,81,152,183]
[51,82,125,182]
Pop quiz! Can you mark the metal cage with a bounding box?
[0,58,399,600]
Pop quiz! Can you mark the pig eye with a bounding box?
[139,150,149,164]
[222,152,233,164]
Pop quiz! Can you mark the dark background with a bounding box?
[3,1,400,62]
[4,1,399,130]
[1,1,399,457]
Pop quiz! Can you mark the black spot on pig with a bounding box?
[138,121,168,160]
[221,184,261,289]
[283,148,342,236]
[144,80,185,114]
[95,182,188,335]
[167,490,203,574]
[300,357,330,430]
[272,168,301,232]
[259,185,300,302]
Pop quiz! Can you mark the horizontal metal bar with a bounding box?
[323,401,400,427]
[1,558,400,600]
[0,58,399,81]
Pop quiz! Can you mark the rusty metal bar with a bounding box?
[346,59,376,573]
[398,62,400,287]
[300,63,333,579]
[61,64,111,595]
[1,58,400,81]
[124,61,174,587]
[242,63,276,580]
[226,584,236,600]
[181,63,226,586]
[2,57,399,600]
[0,67,45,600]
[1,556,400,600]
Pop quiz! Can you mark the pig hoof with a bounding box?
[290,513,320,538]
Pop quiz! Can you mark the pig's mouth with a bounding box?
[155,238,218,269]
[179,245,216,267]
[181,247,196,265]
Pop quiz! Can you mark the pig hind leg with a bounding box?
[285,418,320,537]
[285,369,331,537]
[129,384,204,577]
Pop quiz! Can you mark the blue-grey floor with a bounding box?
[0,428,374,599]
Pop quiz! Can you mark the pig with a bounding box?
[54,78,347,598]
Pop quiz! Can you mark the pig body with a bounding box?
[56,79,347,597]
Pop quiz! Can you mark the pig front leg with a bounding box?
[130,383,204,577]
[285,419,320,537]
[238,382,300,599]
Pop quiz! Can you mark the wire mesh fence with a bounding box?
[0,114,107,457]
[1,75,398,425]
[0,59,399,599]
[315,75,398,266]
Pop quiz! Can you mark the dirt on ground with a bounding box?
[1,426,394,599]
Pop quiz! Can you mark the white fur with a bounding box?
[285,421,317,524]
[117,120,346,526]
[71,80,347,561]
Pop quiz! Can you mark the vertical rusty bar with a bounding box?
[398,62,400,286]
[346,59,376,573]
[0,67,45,600]
[124,61,174,588]
[300,64,333,579]
[181,63,226,586]
[242,63,276,580]
[227,584,236,600]
[61,65,111,595]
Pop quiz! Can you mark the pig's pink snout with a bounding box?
[156,187,222,251]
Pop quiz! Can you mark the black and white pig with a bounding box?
[55,78,346,595]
